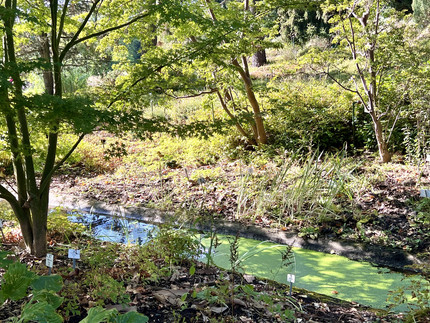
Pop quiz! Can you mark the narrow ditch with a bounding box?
[67,210,423,312]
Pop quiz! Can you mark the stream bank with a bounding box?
[50,193,424,272]
[62,200,423,311]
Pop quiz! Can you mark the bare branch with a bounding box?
[386,111,401,144]
[308,64,358,94]
[164,88,218,99]
[216,90,253,143]
[63,11,153,58]
[351,77,369,112]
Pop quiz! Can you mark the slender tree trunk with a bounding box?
[232,58,267,144]
[216,91,256,145]
[204,0,267,145]
[40,33,54,95]
[370,112,392,163]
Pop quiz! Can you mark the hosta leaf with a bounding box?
[31,275,63,293]
[20,301,63,323]
[112,311,149,323]
[0,262,36,301]
[32,290,64,309]
[79,307,118,323]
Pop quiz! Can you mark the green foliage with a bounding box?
[266,80,354,151]
[112,311,149,323]
[18,301,63,323]
[84,244,119,270]
[405,198,430,249]
[0,251,13,269]
[388,264,430,320]
[129,134,228,169]
[277,7,330,44]
[189,167,222,182]
[47,208,86,241]
[0,252,148,322]
[0,258,64,323]
[59,282,82,319]
[80,306,148,323]
[235,149,355,226]
[146,224,202,265]
[31,275,63,293]
[413,0,430,24]
[299,0,425,162]
[83,270,130,306]
[78,307,118,323]
[0,262,37,302]
[57,134,120,173]
[32,289,64,311]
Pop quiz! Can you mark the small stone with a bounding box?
[243,274,255,283]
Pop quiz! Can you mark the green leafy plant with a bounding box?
[0,253,147,322]
[84,244,119,269]
[146,224,202,266]
[0,254,64,323]
[80,306,148,323]
[83,270,130,306]
[47,208,86,242]
[59,282,82,319]
[387,264,430,321]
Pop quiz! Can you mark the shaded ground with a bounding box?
[0,243,404,323]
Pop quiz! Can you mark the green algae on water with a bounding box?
[201,235,419,311]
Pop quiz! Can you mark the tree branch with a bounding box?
[59,0,101,62]
[60,10,152,62]
[351,77,369,112]
[0,182,19,209]
[216,90,253,143]
[39,133,85,196]
[163,88,218,99]
[50,0,58,57]
[57,0,70,48]
[106,29,235,109]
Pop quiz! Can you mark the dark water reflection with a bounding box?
[68,213,155,244]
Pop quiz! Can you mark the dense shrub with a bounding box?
[265,80,355,151]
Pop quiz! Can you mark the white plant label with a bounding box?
[420,189,430,198]
[426,154,430,162]
[0,220,3,228]
[46,253,54,268]
[287,274,296,283]
[68,249,80,259]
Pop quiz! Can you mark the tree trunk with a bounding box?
[232,58,268,144]
[31,199,48,257]
[370,112,392,163]
[251,49,267,67]
[7,201,34,253]
[216,91,256,145]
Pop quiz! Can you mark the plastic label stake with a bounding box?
[68,249,80,269]
[46,253,54,275]
[0,220,5,240]
[287,274,295,296]
[420,189,430,198]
